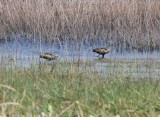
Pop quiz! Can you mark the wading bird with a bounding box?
[40,53,58,61]
[93,48,111,58]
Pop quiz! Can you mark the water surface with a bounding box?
[0,38,160,79]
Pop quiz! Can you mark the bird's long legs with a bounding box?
[96,54,105,58]
[102,54,105,58]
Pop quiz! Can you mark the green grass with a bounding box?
[0,61,160,117]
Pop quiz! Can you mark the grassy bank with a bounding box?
[0,61,160,117]
[0,0,160,50]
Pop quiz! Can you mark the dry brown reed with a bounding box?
[0,0,160,50]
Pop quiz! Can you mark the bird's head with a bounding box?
[93,49,96,52]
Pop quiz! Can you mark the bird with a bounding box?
[40,53,58,61]
[93,48,111,58]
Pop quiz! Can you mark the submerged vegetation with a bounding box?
[0,0,160,50]
[0,60,160,116]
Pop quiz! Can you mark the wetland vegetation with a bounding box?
[0,0,160,116]
[0,0,160,51]
[0,59,160,116]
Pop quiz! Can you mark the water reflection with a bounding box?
[0,38,160,79]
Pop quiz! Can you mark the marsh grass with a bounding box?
[0,60,160,116]
[1,0,160,116]
[0,0,160,51]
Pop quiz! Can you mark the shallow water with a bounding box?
[0,38,160,78]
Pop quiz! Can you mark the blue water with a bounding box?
[0,38,160,78]
[1,38,159,59]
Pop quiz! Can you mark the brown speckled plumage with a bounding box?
[40,53,58,61]
[93,48,111,58]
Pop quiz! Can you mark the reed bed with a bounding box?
[0,0,160,50]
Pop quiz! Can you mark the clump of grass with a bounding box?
[0,0,160,50]
[0,61,160,116]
